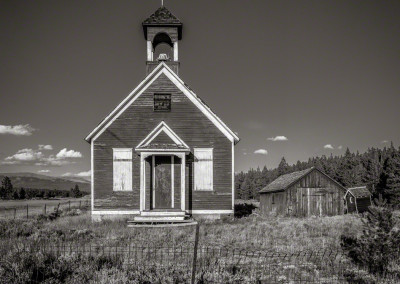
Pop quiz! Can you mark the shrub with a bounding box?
[234,203,256,218]
[341,198,400,276]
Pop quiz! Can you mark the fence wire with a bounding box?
[2,240,397,283]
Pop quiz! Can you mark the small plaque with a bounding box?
[154,94,171,111]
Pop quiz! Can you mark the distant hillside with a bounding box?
[0,172,90,193]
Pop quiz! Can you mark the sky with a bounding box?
[0,0,399,178]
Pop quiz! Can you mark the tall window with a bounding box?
[113,148,132,191]
[194,148,213,191]
[154,94,171,112]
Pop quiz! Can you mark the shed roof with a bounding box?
[259,168,314,193]
[259,167,346,194]
[346,186,371,198]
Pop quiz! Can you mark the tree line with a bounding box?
[235,143,400,207]
[0,176,86,200]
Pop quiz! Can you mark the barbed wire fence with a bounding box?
[0,199,90,219]
[2,239,399,283]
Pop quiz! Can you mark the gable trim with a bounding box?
[136,121,189,149]
[86,62,239,143]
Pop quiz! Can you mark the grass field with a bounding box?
[0,204,398,283]
[0,196,90,219]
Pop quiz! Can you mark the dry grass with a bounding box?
[33,212,362,252]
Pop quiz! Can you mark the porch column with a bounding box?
[140,153,150,212]
[180,153,186,211]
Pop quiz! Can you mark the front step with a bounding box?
[140,210,186,217]
[133,215,186,222]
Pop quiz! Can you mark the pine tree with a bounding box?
[70,184,82,198]
[341,197,400,275]
[380,148,400,207]
[1,177,13,199]
[277,157,289,176]
[19,188,26,199]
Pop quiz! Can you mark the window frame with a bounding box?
[193,148,214,191]
[153,93,171,112]
[112,148,133,192]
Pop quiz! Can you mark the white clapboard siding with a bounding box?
[194,148,213,191]
[113,149,132,191]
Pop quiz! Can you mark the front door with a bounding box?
[153,156,172,209]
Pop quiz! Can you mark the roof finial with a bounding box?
[161,0,164,6]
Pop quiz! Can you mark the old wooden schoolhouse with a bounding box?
[259,167,346,217]
[85,6,239,221]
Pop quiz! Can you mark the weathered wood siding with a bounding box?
[259,192,285,216]
[93,73,232,211]
[287,170,344,217]
[355,197,371,213]
[345,193,357,213]
[260,170,345,217]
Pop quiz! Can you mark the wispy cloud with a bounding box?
[38,144,53,150]
[2,147,82,166]
[324,144,334,149]
[0,124,36,136]
[254,149,268,155]
[267,136,288,141]
[56,148,82,158]
[5,148,43,162]
[38,169,50,173]
[381,140,389,144]
[338,145,343,150]
[63,170,91,177]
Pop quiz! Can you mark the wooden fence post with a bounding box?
[68,200,71,210]
[26,204,29,219]
[14,207,16,219]
[44,204,46,215]
[79,201,81,209]
[191,223,200,284]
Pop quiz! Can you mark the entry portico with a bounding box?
[135,121,190,215]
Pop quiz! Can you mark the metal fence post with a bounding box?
[26,204,28,219]
[191,223,200,284]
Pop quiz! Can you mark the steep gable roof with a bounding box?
[259,167,346,193]
[346,186,371,198]
[85,62,239,144]
[143,6,182,25]
[142,6,182,40]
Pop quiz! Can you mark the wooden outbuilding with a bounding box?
[344,186,372,214]
[259,167,346,217]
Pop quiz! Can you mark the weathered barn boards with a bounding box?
[85,6,239,221]
[259,168,346,217]
[344,186,372,214]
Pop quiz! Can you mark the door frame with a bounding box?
[139,151,187,212]
[152,155,174,209]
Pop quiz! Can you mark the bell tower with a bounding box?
[142,6,182,75]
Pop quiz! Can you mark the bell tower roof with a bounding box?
[142,6,182,40]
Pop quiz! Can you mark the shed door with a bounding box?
[298,188,328,217]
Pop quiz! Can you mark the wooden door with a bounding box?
[153,156,172,209]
